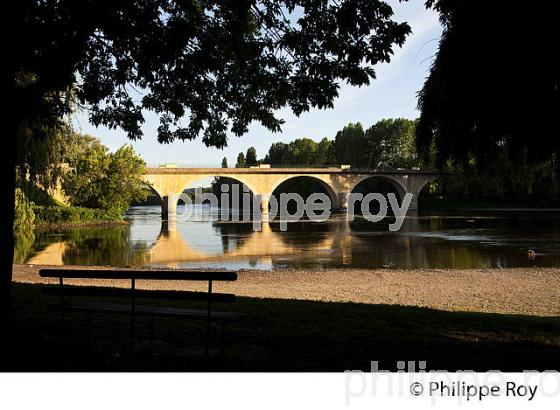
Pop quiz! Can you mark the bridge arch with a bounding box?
[142,182,163,203]
[269,175,340,210]
[176,174,258,199]
[350,175,407,202]
[347,175,408,215]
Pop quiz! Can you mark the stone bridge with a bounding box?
[143,165,439,219]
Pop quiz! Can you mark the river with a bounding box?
[15,205,560,270]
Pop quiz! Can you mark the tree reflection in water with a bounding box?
[14,206,560,269]
[17,225,151,267]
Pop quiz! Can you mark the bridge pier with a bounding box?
[337,192,350,211]
[408,193,419,211]
[161,193,179,220]
[161,218,177,234]
[403,177,430,211]
[259,195,270,215]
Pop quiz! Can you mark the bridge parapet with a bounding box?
[145,166,438,175]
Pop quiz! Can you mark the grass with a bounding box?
[6,282,560,371]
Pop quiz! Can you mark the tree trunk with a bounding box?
[0,116,18,362]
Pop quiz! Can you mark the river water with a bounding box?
[16,205,560,270]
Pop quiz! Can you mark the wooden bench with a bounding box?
[39,268,241,356]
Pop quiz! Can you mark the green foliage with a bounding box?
[62,133,105,166]
[236,153,246,168]
[265,142,290,164]
[14,189,35,232]
[289,138,318,165]
[365,118,420,168]
[221,157,228,168]
[262,119,419,169]
[264,138,335,165]
[33,206,121,225]
[334,123,369,167]
[17,1,410,148]
[13,189,36,264]
[16,178,62,207]
[415,1,559,205]
[426,150,560,206]
[63,143,149,215]
[316,137,336,165]
[246,147,258,166]
[417,1,558,168]
[17,120,73,189]
[332,119,419,168]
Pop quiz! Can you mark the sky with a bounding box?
[72,0,442,168]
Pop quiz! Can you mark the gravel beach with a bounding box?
[12,264,560,317]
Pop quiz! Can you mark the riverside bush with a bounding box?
[14,188,36,231]
[33,205,121,225]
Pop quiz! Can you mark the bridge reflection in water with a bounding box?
[26,211,431,269]
[22,205,560,269]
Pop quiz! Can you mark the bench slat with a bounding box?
[42,286,236,303]
[39,268,237,281]
[63,301,242,320]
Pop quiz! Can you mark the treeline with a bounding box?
[227,118,419,169]
[226,117,560,206]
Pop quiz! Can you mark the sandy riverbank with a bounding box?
[12,264,560,317]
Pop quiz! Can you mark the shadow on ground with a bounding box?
[5,282,560,371]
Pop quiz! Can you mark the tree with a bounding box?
[63,144,148,215]
[265,142,290,164]
[261,120,419,169]
[334,123,368,167]
[246,147,258,166]
[63,133,106,166]
[13,189,36,265]
[415,0,559,205]
[264,138,334,166]
[365,118,419,168]
[221,157,228,169]
[16,119,74,192]
[5,0,410,331]
[236,153,246,168]
[289,138,318,165]
[316,137,336,165]
[416,0,559,168]
[13,189,35,233]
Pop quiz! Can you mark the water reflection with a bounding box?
[16,205,560,270]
